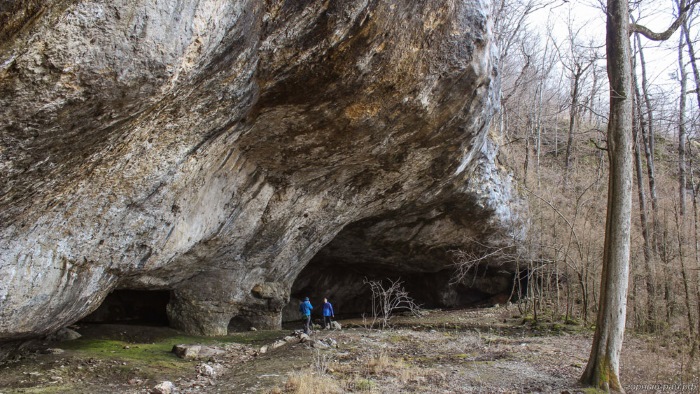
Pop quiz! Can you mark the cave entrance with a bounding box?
[283,215,516,322]
[80,289,170,326]
[228,316,254,333]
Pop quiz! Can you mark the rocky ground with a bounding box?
[0,307,696,393]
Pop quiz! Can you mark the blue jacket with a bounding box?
[299,300,313,316]
[322,302,334,317]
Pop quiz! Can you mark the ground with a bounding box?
[0,307,696,393]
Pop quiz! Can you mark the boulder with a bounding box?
[172,344,225,360]
[46,328,81,342]
[0,0,526,346]
[152,381,176,394]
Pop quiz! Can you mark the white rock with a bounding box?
[310,340,329,349]
[197,363,216,377]
[172,344,225,360]
[152,380,176,394]
[271,340,287,349]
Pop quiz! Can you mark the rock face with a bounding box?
[0,0,524,344]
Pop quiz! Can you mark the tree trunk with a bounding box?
[682,16,700,113]
[587,65,599,124]
[634,34,661,256]
[580,0,633,391]
[524,114,532,187]
[565,69,581,188]
[679,26,688,216]
[690,153,700,357]
[632,83,655,331]
[675,207,696,342]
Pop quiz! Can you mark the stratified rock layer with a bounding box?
[0,0,523,341]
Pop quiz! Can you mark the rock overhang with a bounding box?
[0,0,525,343]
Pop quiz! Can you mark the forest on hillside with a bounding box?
[481,0,700,378]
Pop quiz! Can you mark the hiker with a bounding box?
[322,298,335,329]
[299,297,313,334]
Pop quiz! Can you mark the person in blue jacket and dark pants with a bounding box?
[322,298,334,329]
[299,297,313,334]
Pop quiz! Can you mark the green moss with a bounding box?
[387,334,406,344]
[3,385,78,394]
[59,330,283,368]
[61,338,185,364]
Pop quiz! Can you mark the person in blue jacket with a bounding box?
[299,297,313,334]
[322,298,335,329]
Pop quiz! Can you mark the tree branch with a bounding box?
[629,0,699,41]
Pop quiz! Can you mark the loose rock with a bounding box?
[311,340,329,349]
[152,381,176,394]
[196,363,216,377]
[172,344,225,360]
[47,328,81,342]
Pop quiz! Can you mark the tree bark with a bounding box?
[678,19,688,216]
[682,14,700,112]
[632,80,655,330]
[580,0,633,391]
[565,68,581,188]
[633,33,661,256]
[675,207,696,341]
[689,152,700,357]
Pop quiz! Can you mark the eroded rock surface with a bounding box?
[0,0,524,343]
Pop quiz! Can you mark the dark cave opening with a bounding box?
[80,289,171,326]
[228,315,254,333]
[280,196,523,322]
[284,261,516,322]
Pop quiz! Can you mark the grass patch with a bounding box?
[61,338,189,364]
[349,378,374,392]
[2,385,78,394]
[62,329,282,360]
[272,371,343,394]
[57,329,285,377]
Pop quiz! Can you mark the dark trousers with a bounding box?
[323,316,332,328]
[304,315,312,334]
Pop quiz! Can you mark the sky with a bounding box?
[531,0,690,97]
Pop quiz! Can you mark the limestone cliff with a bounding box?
[0,0,524,343]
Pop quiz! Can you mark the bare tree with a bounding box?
[581,1,694,391]
[631,71,656,331]
[678,19,689,216]
[363,278,421,329]
[552,15,599,188]
[633,29,661,255]
[580,1,634,389]
[682,5,700,112]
